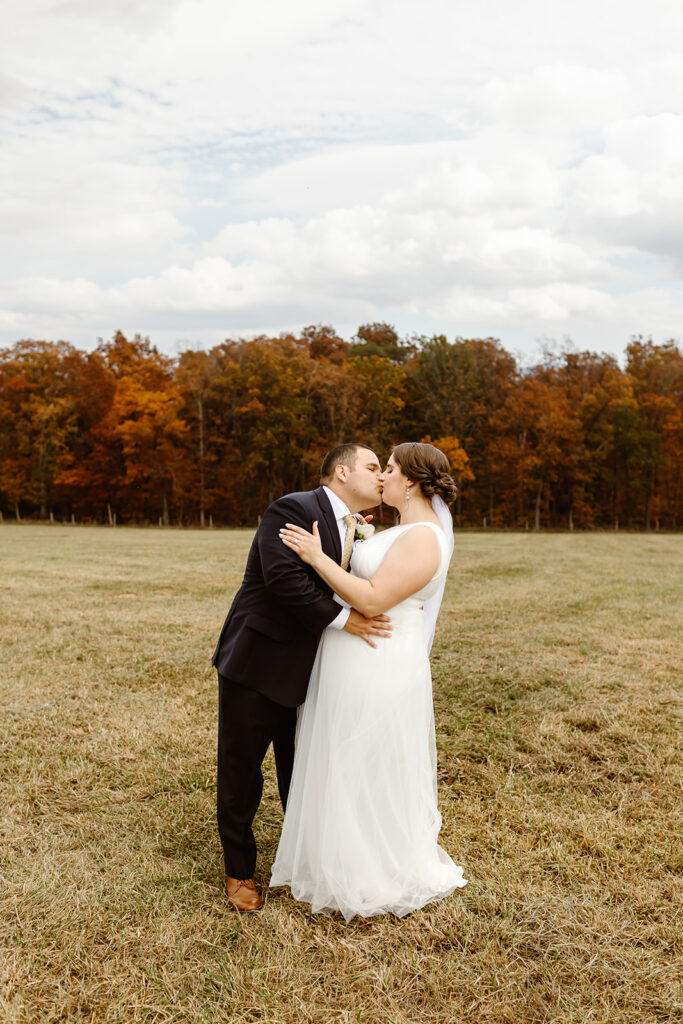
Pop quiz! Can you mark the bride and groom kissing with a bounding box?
[212,441,467,921]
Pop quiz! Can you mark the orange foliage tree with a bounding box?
[0,328,680,529]
[0,341,82,519]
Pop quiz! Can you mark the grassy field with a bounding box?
[1,525,681,1024]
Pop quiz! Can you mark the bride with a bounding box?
[270,442,467,921]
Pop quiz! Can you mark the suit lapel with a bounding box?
[314,486,342,564]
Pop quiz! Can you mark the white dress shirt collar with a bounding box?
[322,485,353,523]
[321,486,355,629]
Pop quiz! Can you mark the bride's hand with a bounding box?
[279,521,323,566]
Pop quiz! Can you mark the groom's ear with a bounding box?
[334,464,349,484]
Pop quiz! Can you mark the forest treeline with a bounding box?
[0,324,681,529]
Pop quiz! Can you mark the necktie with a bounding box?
[341,514,356,570]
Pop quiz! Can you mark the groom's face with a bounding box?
[339,448,383,511]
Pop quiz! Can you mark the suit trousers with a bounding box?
[217,674,297,879]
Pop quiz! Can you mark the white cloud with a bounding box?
[567,113,683,269]
[478,65,632,137]
[2,0,683,356]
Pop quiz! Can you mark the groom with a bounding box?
[212,443,391,911]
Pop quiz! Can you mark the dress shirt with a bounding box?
[322,485,354,629]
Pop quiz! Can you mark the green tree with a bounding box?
[351,323,416,365]
[406,337,517,523]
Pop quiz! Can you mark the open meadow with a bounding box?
[1,525,681,1024]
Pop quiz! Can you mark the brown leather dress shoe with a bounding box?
[226,877,262,912]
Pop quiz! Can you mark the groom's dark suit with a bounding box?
[212,486,345,878]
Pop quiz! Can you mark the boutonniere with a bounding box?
[355,521,375,541]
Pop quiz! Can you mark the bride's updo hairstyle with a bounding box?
[391,442,457,505]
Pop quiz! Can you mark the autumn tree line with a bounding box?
[0,324,681,530]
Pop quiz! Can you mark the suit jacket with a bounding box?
[212,487,344,707]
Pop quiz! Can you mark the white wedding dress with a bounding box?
[270,521,467,921]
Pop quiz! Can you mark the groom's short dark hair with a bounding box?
[320,443,369,483]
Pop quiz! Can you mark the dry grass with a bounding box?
[1,524,681,1023]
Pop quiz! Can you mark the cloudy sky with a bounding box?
[2,0,683,359]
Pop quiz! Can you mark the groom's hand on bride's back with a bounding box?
[344,609,392,648]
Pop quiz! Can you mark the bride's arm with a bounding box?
[279,522,439,617]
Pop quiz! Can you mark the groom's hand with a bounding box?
[344,609,392,648]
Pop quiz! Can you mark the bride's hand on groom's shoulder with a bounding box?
[279,521,323,567]
[344,609,392,648]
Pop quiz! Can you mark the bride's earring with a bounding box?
[405,486,411,501]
